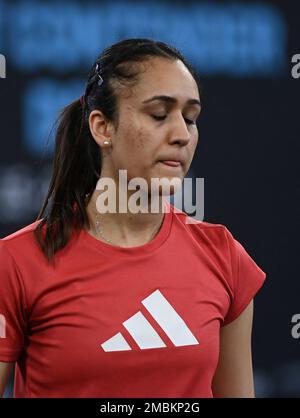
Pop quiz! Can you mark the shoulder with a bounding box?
[0,220,43,262]
[171,205,261,280]
[169,202,233,248]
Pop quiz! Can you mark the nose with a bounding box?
[168,112,191,146]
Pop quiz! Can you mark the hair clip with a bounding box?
[95,63,104,86]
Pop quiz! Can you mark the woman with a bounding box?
[0,38,266,398]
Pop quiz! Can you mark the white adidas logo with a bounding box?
[0,314,6,339]
[100,289,199,352]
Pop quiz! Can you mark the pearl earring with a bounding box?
[103,139,111,146]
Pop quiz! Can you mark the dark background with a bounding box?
[0,0,299,397]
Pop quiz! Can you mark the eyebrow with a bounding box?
[142,95,201,108]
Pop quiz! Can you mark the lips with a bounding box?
[158,156,184,167]
[160,160,181,167]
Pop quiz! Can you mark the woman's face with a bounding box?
[96,57,201,193]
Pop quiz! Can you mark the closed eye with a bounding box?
[151,115,196,125]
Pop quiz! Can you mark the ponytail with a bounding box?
[34,98,101,264]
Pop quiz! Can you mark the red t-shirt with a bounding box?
[0,201,266,398]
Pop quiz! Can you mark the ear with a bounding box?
[88,109,114,147]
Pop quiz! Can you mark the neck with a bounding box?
[85,189,167,247]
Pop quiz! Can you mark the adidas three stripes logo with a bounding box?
[100,289,199,352]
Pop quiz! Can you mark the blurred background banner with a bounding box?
[0,0,299,397]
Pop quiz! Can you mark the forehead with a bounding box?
[127,57,200,105]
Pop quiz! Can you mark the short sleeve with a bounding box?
[222,228,267,326]
[0,240,27,361]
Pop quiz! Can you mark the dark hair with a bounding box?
[34,38,200,263]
